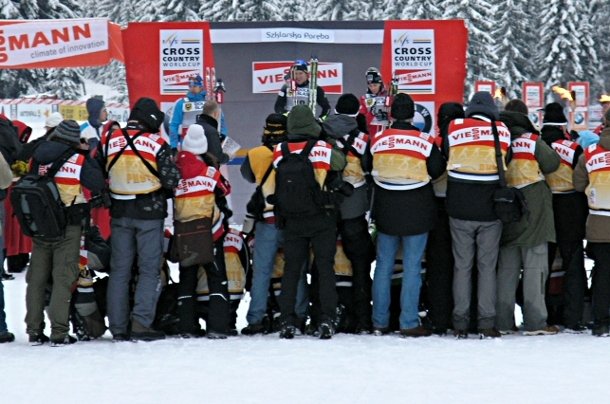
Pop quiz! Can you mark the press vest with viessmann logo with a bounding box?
[102,129,164,196]
[546,139,579,193]
[505,132,544,189]
[584,143,610,216]
[447,118,511,182]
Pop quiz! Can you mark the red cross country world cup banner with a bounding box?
[0,18,123,68]
[252,61,343,94]
[122,22,215,109]
[380,20,467,136]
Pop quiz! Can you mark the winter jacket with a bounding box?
[359,87,388,136]
[81,98,106,151]
[169,90,206,149]
[274,81,331,118]
[0,117,21,165]
[321,114,372,220]
[443,115,511,222]
[372,121,445,236]
[175,151,229,241]
[498,111,560,247]
[32,140,105,224]
[574,127,610,242]
[196,114,229,165]
[95,123,181,220]
[541,124,588,243]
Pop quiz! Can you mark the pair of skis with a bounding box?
[380,77,399,131]
[204,67,226,104]
[289,56,318,116]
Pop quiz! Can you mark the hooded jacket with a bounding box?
[574,127,610,242]
[498,111,560,247]
[322,114,372,220]
[81,99,106,151]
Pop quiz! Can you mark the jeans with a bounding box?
[246,222,309,325]
[373,231,428,330]
[246,222,283,324]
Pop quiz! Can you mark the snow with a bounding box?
[2,267,609,404]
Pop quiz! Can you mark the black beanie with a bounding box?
[542,102,568,126]
[335,94,360,117]
[263,113,287,137]
[437,102,464,129]
[391,93,415,121]
[129,97,165,132]
[504,99,528,115]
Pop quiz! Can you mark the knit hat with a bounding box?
[465,91,499,120]
[264,113,287,136]
[182,124,208,155]
[504,99,528,115]
[366,67,382,84]
[437,102,465,131]
[51,120,82,145]
[129,97,165,132]
[287,105,321,139]
[542,102,568,126]
[335,94,360,117]
[45,112,63,128]
[391,93,415,121]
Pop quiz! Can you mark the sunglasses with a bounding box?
[188,81,202,87]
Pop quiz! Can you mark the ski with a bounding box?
[308,56,318,116]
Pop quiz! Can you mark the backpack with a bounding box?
[273,139,323,218]
[10,149,74,239]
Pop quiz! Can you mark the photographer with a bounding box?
[320,94,375,334]
[370,93,445,337]
[272,105,346,339]
[25,120,105,346]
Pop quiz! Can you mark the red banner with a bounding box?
[380,20,467,135]
[0,19,123,69]
[122,22,215,109]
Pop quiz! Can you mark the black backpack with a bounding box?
[273,140,323,218]
[10,149,74,239]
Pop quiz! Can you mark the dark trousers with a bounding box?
[178,238,230,334]
[590,243,610,326]
[338,215,374,326]
[547,240,587,327]
[425,200,454,330]
[279,211,338,326]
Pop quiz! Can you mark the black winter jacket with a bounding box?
[196,114,229,165]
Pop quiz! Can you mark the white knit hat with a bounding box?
[45,112,63,128]
[182,124,208,155]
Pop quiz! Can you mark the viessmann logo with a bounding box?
[0,20,108,66]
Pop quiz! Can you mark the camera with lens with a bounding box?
[326,173,354,197]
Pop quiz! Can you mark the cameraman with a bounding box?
[320,94,375,333]
[370,93,445,337]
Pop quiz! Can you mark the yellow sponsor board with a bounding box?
[59,105,88,121]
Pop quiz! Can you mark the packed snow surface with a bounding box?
[1,269,609,404]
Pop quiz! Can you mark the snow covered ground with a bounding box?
[1,267,609,404]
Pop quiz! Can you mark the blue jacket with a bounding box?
[169,90,227,149]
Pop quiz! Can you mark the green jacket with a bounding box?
[499,111,560,247]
